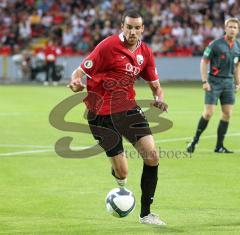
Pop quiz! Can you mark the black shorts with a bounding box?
[87,106,152,157]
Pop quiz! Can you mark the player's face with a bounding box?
[121,16,144,46]
[225,22,239,39]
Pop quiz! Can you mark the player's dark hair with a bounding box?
[121,10,144,24]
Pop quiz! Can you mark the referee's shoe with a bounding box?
[214,146,233,153]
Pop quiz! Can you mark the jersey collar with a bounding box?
[118,32,141,51]
[224,35,235,48]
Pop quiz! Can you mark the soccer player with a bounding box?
[69,10,168,225]
[187,17,240,153]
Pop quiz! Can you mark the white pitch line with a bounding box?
[0,112,22,116]
[1,148,239,157]
[0,144,91,149]
[155,132,240,144]
[0,132,239,157]
[0,132,239,148]
[0,146,92,156]
[0,112,46,116]
[0,149,53,156]
[192,149,240,153]
[0,144,53,149]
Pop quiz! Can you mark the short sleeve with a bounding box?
[203,42,214,60]
[80,40,108,78]
[139,48,159,82]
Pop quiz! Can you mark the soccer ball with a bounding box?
[105,187,136,218]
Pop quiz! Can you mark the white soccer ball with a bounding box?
[105,187,136,218]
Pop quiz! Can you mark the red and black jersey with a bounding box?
[80,33,159,115]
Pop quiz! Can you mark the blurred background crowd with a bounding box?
[0,0,240,57]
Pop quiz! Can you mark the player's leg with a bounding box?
[215,82,235,153]
[87,111,128,186]
[44,62,50,85]
[109,153,128,187]
[187,104,215,153]
[51,62,59,86]
[115,106,165,225]
[134,135,166,225]
[199,104,215,139]
[214,104,233,153]
[187,84,219,153]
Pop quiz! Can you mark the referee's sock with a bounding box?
[140,164,158,218]
[193,116,209,143]
[216,119,229,148]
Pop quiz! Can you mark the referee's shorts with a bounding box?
[205,78,235,105]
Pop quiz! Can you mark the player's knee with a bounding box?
[222,112,231,121]
[144,150,159,166]
[203,111,213,120]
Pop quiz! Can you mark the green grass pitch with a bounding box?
[0,83,240,234]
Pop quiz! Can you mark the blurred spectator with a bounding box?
[180,23,192,47]
[62,25,74,47]
[211,22,224,39]
[101,20,114,38]
[192,28,204,46]
[2,25,18,52]
[44,40,62,85]
[162,35,175,54]
[151,35,163,56]
[191,28,204,56]
[171,21,184,40]
[41,12,53,37]
[19,14,31,48]
[75,35,92,55]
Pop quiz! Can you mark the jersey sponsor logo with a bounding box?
[155,67,158,75]
[84,60,93,69]
[103,76,134,90]
[234,57,239,64]
[136,54,144,65]
[204,47,211,57]
[125,63,140,76]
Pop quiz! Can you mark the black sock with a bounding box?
[216,120,229,148]
[140,164,158,218]
[193,116,209,143]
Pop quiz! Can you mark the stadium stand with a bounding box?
[0,0,240,57]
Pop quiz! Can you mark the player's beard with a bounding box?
[127,36,138,45]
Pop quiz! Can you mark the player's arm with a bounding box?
[148,81,168,112]
[200,58,211,91]
[68,67,86,92]
[68,38,109,93]
[148,80,163,101]
[140,47,168,112]
[201,43,214,91]
[234,62,240,91]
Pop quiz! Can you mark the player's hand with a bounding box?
[68,81,85,92]
[203,82,211,91]
[68,69,85,92]
[151,97,168,112]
